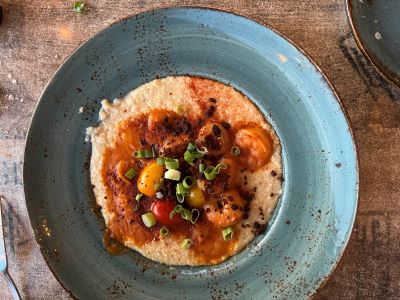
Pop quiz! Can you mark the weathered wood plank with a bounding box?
[0,0,399,299]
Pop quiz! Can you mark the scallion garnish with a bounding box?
[203,163,227,180]
[176,194,185,203]
[184,143,207,165]
[176,183,188,195]
[169,204,183,220]
[182,176,195,189]
[183,150,199,165]
[197,147,208,155]
[160,226,169,238]
[134,148,156,159]
[164,169,181,181]
[142,212,156,227]
[187,142,196,152]
[181,238,193,250]
[135,193,143,201]
[156,192,164,199]
[231,146,241,156]
[180,209,192,221]
[154,178,164,191]
[169,205,199,224]
[191,209,200,224]
[157,157,166,165]
[198,163,205,173]
[165,159,179,170]
[222,227,234,241]
[124,168,137,180]
[73,1,85,14]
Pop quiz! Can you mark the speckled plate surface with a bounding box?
[347,0,400,87]
[24,7,358,299]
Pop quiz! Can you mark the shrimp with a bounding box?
[234,127,273,171]
[196,123,229,156]
[204,190,246,228]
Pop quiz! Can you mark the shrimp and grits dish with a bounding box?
[88,76,283,265]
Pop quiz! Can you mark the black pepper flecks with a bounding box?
[221,121,231,129]
[212,124,221,137]
[253,222,267,235]
[206,105,216,118]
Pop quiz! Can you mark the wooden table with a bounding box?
[1,0,399,299]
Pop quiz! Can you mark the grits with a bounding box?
[89,76,282,265]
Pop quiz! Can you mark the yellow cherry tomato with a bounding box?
[186,183,206,208]
[137,161,164,196]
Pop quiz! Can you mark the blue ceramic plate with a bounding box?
[347,0,400,87]
[24,7,358,299]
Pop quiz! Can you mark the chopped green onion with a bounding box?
[134,148,156,159]
[176,194,185,203]
[196,146,208,155]
[170,205,195,222]
[184,150,204,165]
[157,157,166,165]
[160,226,169,238]
[156,192,163,199]
[170,205,183,219]
[222,227,234,241]
[180,209,192,221]
[187,142,196,152]
[203,163,227,180]
[164,169,181,181]
[183,150,195,165]
[142,213,156,228]
[181,238,193,250]
[134,150,145,158]
[135,193,143,201]
[173,205,184,213]
[124,168,137,180]
[165,159,179,170]
[191,209,200,224]
[134,203,140,211]
[176,183,188,195]
[198,163,205,173]
[204,166,216,180]
[184,143,207,165]
[73,1,85,14]
[215,163,227,174]
[154,178,164,191]
[182,176,195,189]
[176,182,189,203]
[231,146,241,156]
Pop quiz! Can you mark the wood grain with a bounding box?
[0,0,399,299]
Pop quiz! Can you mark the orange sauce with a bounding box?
[100,107,271,264]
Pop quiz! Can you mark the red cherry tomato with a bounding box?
[151,200,184,226]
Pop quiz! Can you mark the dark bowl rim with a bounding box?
[345,0,400,88]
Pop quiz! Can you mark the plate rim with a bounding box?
[346,0,400,88]
[23,5,359,299]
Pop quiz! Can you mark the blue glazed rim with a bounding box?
[23,6,359,299]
